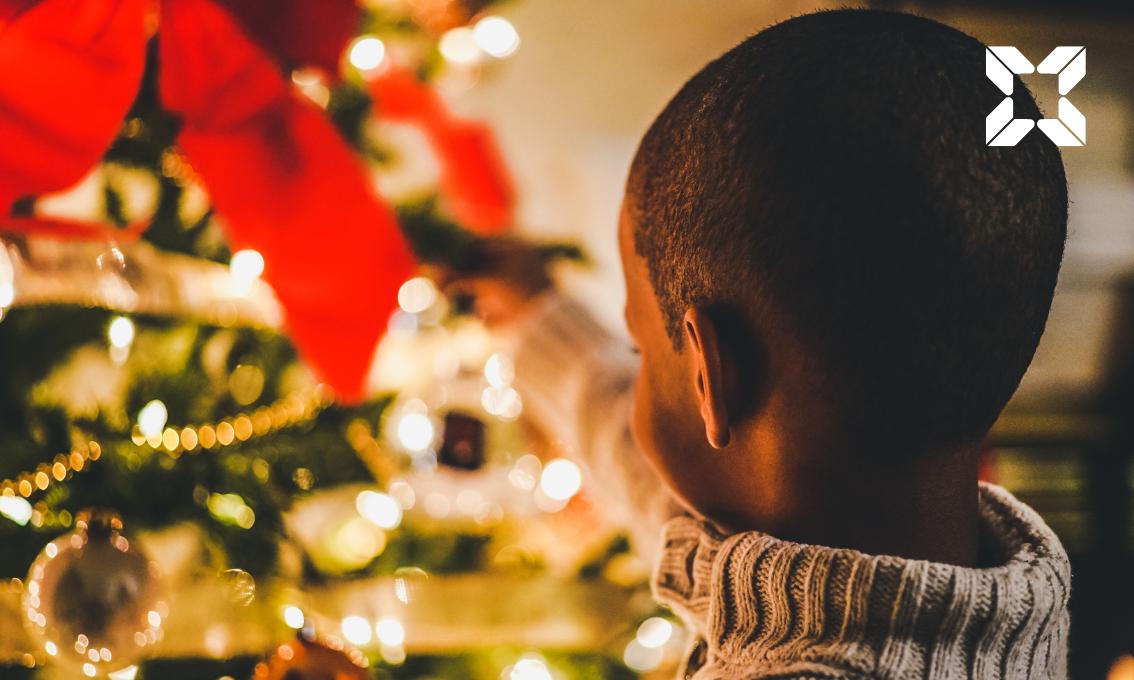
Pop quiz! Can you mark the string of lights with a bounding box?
[0,385,333,506]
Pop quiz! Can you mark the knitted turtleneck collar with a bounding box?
[652,482,1071,679]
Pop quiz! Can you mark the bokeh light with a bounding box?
[439,27,480,64]
[539,458,582,501]
[341,615,372,646]
[356,490,403,529]
[474,16,520,58]
[137,400,168,439]
[349,36,386,72]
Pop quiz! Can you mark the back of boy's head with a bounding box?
[627,9,1067,455]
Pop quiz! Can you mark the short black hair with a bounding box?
[628,9,1067,452]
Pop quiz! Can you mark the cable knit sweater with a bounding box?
[508,292,1071,679]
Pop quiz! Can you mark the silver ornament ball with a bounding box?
[22,509,166,674]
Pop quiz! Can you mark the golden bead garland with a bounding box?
[0,385,334,501]
[0,439,102,500]
[129,384,334,456]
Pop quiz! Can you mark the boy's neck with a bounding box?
[719,443,983,567]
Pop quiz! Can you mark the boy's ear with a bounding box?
[683,307,731,449]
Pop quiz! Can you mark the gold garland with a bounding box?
[0,439,102,500]
[0,385,334,501]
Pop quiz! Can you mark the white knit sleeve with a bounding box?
[506,292,681,560]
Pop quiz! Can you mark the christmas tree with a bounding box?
[0,1,683,677]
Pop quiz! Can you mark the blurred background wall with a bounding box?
[446,1,1134,676]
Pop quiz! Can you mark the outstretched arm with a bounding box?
[431,237,680,559]
[506,291,681,560]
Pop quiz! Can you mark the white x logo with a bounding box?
[985,46,1085,147]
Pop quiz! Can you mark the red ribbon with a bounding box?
[369,66,514,234]
[159,0,415,402]
[0,0,149,212]
[0,0,515,401]
[0,0,394,402]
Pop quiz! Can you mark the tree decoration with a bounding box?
[251,631,369,680]
[21,510,165,675]
[370,65,515,234]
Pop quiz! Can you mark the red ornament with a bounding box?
[251,633,370,680]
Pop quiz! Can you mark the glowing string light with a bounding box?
[349,36,386,72]
[623,639,664,672]
[283,606,305,629]
[0,496,32,525]
[108,316,135,349]
[137,400,168,439]
[439,27,480,64]
[375,617,405,646]
[356,490,403,529]
[474,16,520,58]
[397,277,438,314]
[341,615,372,646]
[229,249,265,296]
[636,617,674,648]
[539,458,582,501]
[509,655,553,680]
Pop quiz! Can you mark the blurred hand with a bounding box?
[427,236,553,326]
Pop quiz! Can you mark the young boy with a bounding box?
[452,9,1070,678]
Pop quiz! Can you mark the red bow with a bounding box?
[0,0,514,402]
[369,65,514,233]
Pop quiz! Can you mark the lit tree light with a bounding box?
[108,316,135,349]
[396,412,435,451]
[108,665,139,680]
[349,36,386,73]
[439,27,481,64]
[375,617,405,646]
[483,352,514,388]
[623,638,664,672]
[207,493,256,529]
[481,385,522,420]
[356,490,403,529]
[282,606,305,629]
[636,617,674,648]
[341,615,372,646]
[137,400,168,439]
[474,16,520,58]
[508,655,553,680]
[108,315,135,365]
[508,454,541,491]
[229,249,265,296]
[0,496,33,526]
[397,277,438,314]
[539,458,582,501]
